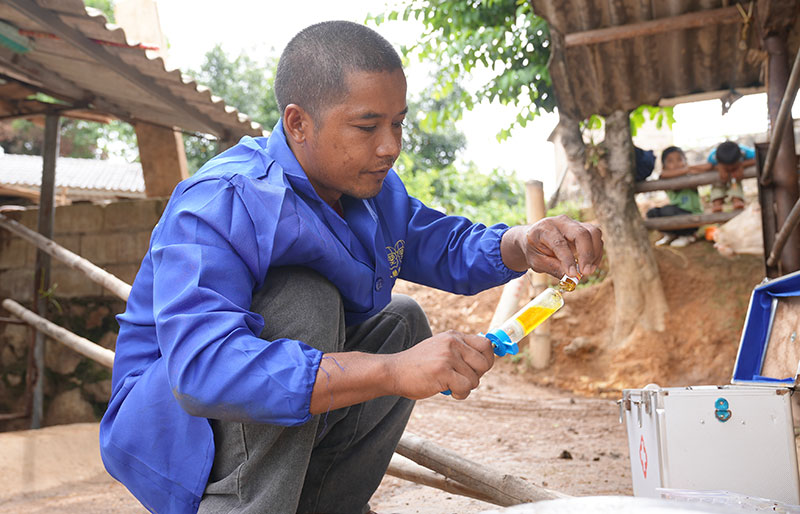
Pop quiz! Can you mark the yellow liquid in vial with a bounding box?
[515,305,558,333]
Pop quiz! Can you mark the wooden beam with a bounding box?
[759,43,800,186]
[565,6,742,47]
[6,0,229,139]
[0,50,130,120]
[658,86,765,107]
[635,167,756,193]
[643,211,740,231]
[0,184,40,202]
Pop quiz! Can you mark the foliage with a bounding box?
[0,118,137,160]
[629,105,675,136]
[396,83,525,226]
[84,0,115,23]
[546,201,583,222]
[585,105,676,137]
[184,44,280,172]
[396,84,466,176]
[400,160,526,226]
[377,2,677,141]
[374,0,554,141]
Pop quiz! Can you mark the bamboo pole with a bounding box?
[760,44,800,186]
[767,197,800,267]
[525,181,551,370]
[488,276,527,331]
[0,213,131,301]
[2,299,115,369]
[396,432,569,506]
[386,455,498,505]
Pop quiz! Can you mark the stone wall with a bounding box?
[0,198,166,431]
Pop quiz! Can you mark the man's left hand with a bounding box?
[500,215,603,279]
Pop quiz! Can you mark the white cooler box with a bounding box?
[620,271,800,504]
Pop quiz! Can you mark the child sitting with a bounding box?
[646,146,704,247]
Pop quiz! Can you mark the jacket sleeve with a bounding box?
[399,195,525,294]
[150,178,322,426]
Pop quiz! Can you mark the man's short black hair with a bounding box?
[661,146,685,165]
[716,141,742,165]
[274,21,403,121]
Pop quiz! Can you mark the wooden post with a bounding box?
[135,122,189,198]
[525,181,551,369]
[30,113,59,429]
[759,44,800,187]
[764,34,800,274]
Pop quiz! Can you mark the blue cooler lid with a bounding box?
[732,269,800,386]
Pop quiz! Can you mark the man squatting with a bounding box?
[99,20,603,514]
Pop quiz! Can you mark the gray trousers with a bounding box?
[198,267,432,514]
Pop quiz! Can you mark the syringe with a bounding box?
[441,274,579,395]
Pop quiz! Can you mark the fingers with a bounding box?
[526,219,577,277]
[525,216,604,278]
[442,332,494,399]
[564,221,603,277]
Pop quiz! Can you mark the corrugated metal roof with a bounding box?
[0,0,263,140]
[529,0,796,119]
[0,152,144,198]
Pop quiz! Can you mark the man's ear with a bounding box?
[283,104,311,145]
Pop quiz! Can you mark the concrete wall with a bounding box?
[0,198,166,430]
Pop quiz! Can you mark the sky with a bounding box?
[152,0,799,198]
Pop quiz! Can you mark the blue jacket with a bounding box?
[99,122,523,513]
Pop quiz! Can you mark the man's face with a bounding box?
[292,68,408,206]
[663,151,686,171]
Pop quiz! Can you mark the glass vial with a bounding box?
[485,274,579,355]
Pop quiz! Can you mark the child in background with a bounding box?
[646,146,704,247]
[695,140,755,212]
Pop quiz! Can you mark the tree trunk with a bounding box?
[557,111,667,347]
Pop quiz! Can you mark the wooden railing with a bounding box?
[636,166,756,231]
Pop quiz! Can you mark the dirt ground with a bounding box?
[0,237,763,513]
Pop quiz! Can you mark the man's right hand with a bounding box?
[386,331,495,400]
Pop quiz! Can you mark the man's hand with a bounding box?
[500,215,603,278]
[386,331,495,400]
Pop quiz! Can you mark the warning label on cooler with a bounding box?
[639,435,648,478]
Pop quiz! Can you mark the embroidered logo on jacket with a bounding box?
[386,240,405,277]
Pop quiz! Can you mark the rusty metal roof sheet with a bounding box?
[529,0,787,119]
[0,0,263,140]
[1,152,144,198]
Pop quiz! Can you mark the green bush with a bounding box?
[398,159,526,226]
